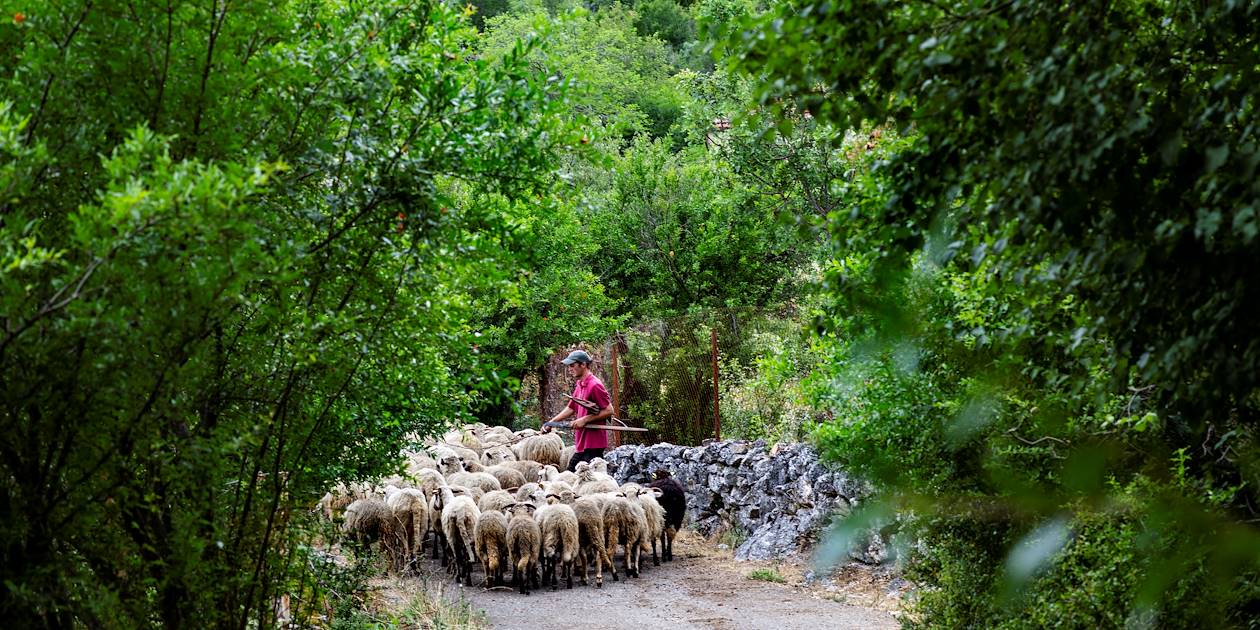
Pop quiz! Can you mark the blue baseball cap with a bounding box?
[561,350,593,365]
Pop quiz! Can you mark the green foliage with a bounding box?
[480,4,687,140]
[633,0,695,48]
[587,137,803,318]
[719,318,816,444]
[746,567,786,583]
[722,0,1260,626]
[0,0,580,624]
[330,577,487,630]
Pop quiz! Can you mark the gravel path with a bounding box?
[415,533,899,630]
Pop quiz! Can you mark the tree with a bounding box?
[585,137,803,319]
[0,0,579,624]
[722,0,1260,625]
[480,4,688,140]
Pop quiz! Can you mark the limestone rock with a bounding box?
[604,439,884,562]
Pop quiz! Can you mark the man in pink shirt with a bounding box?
[542,350,612,471]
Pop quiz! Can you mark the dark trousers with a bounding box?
[566,448,605,472]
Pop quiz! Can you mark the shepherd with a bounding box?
[542,349,613,471]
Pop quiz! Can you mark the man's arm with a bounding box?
[571,381,613,428]
[542,405,576,433]
[570,404,612,429]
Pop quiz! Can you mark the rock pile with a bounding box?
[604,439,886,563]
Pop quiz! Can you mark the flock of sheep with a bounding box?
[318,424,686,595]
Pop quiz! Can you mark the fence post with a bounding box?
[610,339,621,448]
[711,328,721,441]
[539,362,549,423]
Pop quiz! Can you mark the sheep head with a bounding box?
[439,455,462,475]
[508,502,537,517]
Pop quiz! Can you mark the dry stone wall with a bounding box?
[604,439,887,563]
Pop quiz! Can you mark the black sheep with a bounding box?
[647,470,686,561]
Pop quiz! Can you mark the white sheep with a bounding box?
[514,482,541,503]
[484,465,527,491]
[539,465,578,486]
[440,485,481,586]
[440,456,502,494]
[404,450,439,475]
[589,457,612,476]
[631,487,666,567]
[342,498,407,571]
[478,489,515,515]
[571,493,614,587]
[410,468,446,502]
[604,493,648,579]
[481,444,516,465]
[542,480,575,497]
[479,425,515,446]
[474,510,510,587]
[535,495,579,590]
[498,459,545,483]
[575,462,618,496]
[384,486,431,573]
[512,433,563,467]
[506,502,542,595]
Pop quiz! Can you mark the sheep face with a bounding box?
[509,502,537,518]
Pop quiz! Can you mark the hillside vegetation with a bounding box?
[2,0,1258,627]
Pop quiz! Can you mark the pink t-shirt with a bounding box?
[570,372,611,452]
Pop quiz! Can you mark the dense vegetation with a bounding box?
[721,0,1260,626]
[2,0,1258,626]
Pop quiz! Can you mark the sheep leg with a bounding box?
[456,543,466,581]
[605,524,620,583]
[628,538,640,578]
[515,556,530,595]
[623,542,632,578]
[593,545,605,588]
[405,519,416,573]
[651,536,659,566]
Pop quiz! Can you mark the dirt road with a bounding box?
[393,532,900,630]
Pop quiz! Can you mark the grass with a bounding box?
[747,568,787,583]
[327,567,488,630]
[715,522,749,549]
[392,580,487,630]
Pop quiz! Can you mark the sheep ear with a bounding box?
[651,488,664,498]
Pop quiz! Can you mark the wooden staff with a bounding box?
[546,395,648,432]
